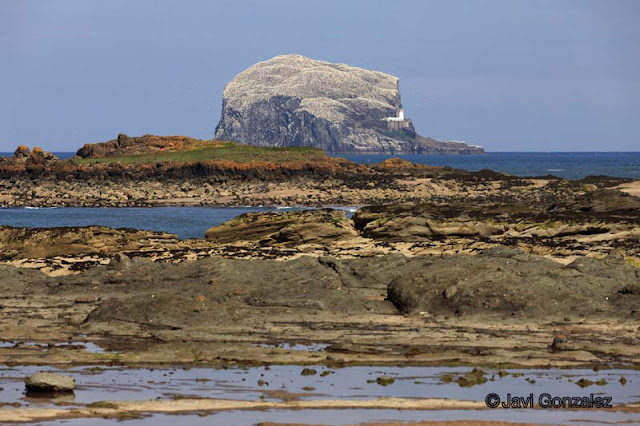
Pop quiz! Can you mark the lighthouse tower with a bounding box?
[383,104,406,122]
[381,103,412,130]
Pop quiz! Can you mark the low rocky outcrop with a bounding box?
[75,134,205,158]
[371,158,448,173]
[351,189,640,260]
[25,373,75,392]
[354,189,640,235]
[13,146,58,163]
[386,247,639,317]
[549,188,640,217]
[215,54,484,154]
[205,209,358,247]
[59,249,640,327]
[0,226,179,260]
[355,212,639,243]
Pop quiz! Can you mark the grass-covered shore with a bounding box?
[75,139,330,165]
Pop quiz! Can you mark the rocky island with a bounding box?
[215,55,484,154]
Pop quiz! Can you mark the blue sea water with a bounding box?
[336,152,640,180]
[0,206,289,239]
[1,152,638,179]
[0,206,360,239]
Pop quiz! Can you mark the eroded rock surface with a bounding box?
[205,208,357,247]
[0,171,637,370]
[352,189,640,260]
[75,134,211,158]
[387,248,639,317]
[0,226,179,260]
[0,251,638,370]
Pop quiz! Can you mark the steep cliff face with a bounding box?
[215,55,484,154]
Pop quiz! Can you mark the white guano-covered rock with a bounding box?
[215,55,484,154]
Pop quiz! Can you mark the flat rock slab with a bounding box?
[25,373,75,392]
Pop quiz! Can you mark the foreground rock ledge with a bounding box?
[0,249,638,369]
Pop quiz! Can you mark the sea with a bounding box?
[1,152,638,238]
[336,152,640,180]
[0,206,343,240]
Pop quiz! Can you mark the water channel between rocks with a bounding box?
[1,362,638,425]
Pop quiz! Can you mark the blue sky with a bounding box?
[1,0,638,152]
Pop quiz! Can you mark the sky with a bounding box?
[1,0,639,152]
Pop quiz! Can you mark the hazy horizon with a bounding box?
[1,0,639,152]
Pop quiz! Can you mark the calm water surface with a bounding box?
[0,206,357,239]
[337,152,640,180]
[0,364,637,425]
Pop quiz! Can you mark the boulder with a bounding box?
[108,252,132,269]
[25,372,75,392]
[376,376,395,386]
[301,368,317,376]
[214,54,484,154]
[13,145,30,162]
[25,147,59,164]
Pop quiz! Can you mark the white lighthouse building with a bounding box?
[381,105,412,130]
[384,105,405,122]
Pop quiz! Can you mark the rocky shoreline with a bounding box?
[1,247,639,368]
[0,191,639,370]
[1,145,639,424]
[0,159,635,209]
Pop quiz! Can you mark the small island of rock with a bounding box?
[215,54,484,155]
